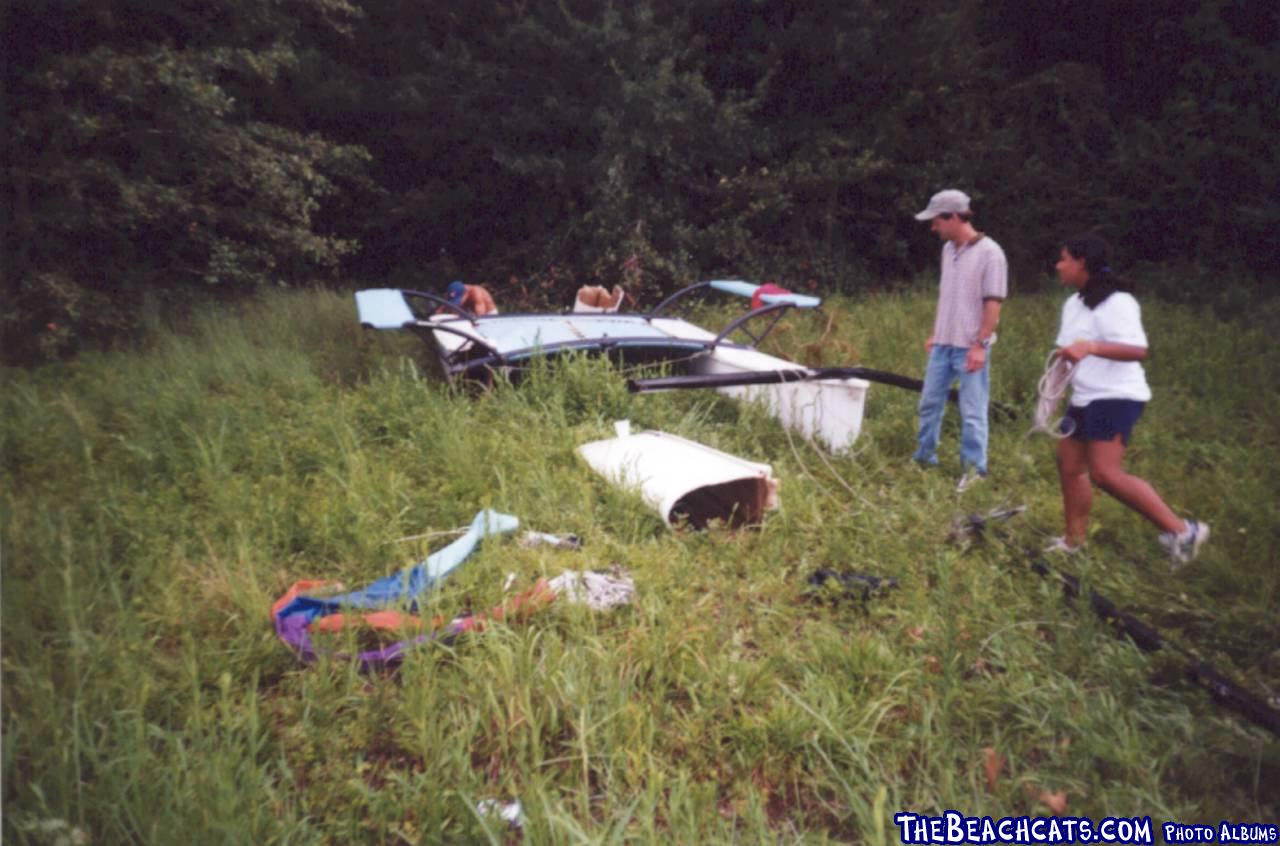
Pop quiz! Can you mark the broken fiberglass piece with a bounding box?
[546,569,636,610]
[577,422,779,528]
[690,344,868,451]
[518,530,583,550]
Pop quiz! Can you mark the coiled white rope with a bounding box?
[1030,351,1074,438]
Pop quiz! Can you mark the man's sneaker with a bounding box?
[1042,536,1082,555]
[955,469,986,494]
[1159,520,1210,569]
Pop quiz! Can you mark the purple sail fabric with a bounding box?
[273,612,475,668]
[272,509,519,668]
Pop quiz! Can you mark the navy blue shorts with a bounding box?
[1060,400,1146,445]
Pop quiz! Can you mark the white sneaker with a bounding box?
[1159,520,1210,569]
[955,469,986,494]
[1043,536,1082,555]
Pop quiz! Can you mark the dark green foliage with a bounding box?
[974,0,1280,279]
[3,0,372,361]
[5,0,1277,361]
[321,0,1278,303]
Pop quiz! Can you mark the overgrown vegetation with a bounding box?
[3,286,1277,843]
[6,0,1277,360]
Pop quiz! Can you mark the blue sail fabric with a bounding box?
[708,280,821,308]
[355,288,418,328]
[274,509,519,626]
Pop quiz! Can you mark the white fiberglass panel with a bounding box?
[578,426,779,528]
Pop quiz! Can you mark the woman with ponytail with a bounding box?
[1048,234,1209,566]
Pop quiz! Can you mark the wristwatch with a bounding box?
[976,334,996,350]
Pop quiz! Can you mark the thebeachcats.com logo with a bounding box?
[893,811,1279,845]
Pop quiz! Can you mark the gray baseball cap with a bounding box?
[914,189,971,221]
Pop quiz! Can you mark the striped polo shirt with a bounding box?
[931,233,1008,348]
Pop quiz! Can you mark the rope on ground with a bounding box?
[778,411,873,514]
[779,418,834,498]
[807,430,871,505]
[387,527,468,544]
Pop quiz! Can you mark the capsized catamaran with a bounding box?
[355,280,870,451]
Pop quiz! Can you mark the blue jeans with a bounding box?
[912,345,990,474]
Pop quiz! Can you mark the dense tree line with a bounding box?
[4,0,1277,360]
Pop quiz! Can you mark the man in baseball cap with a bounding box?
[911,189,1008,493]
[439,280,499,316]
[914,189,972,221]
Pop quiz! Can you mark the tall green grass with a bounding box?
[3,284,1277,843]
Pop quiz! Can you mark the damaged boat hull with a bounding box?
[578,426,779,528]
[355,284,869,450]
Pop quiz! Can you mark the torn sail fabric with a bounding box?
[272,581,555,669]
[272,509,519,667]
[303,580,557,638]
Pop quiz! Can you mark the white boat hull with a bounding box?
[577,426,779,528]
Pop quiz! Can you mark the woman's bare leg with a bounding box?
[1085,435,1187,535]
[1056,436,1092,547]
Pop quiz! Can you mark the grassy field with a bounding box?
[3,282,1278,844]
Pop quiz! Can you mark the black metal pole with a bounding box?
[628,367,956,403]
[628,366,1024,421]
[1027,553,1280,737]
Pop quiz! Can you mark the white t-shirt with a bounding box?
[1054,291,1151,406]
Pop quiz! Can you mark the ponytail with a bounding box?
[1062,234,1131,309]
